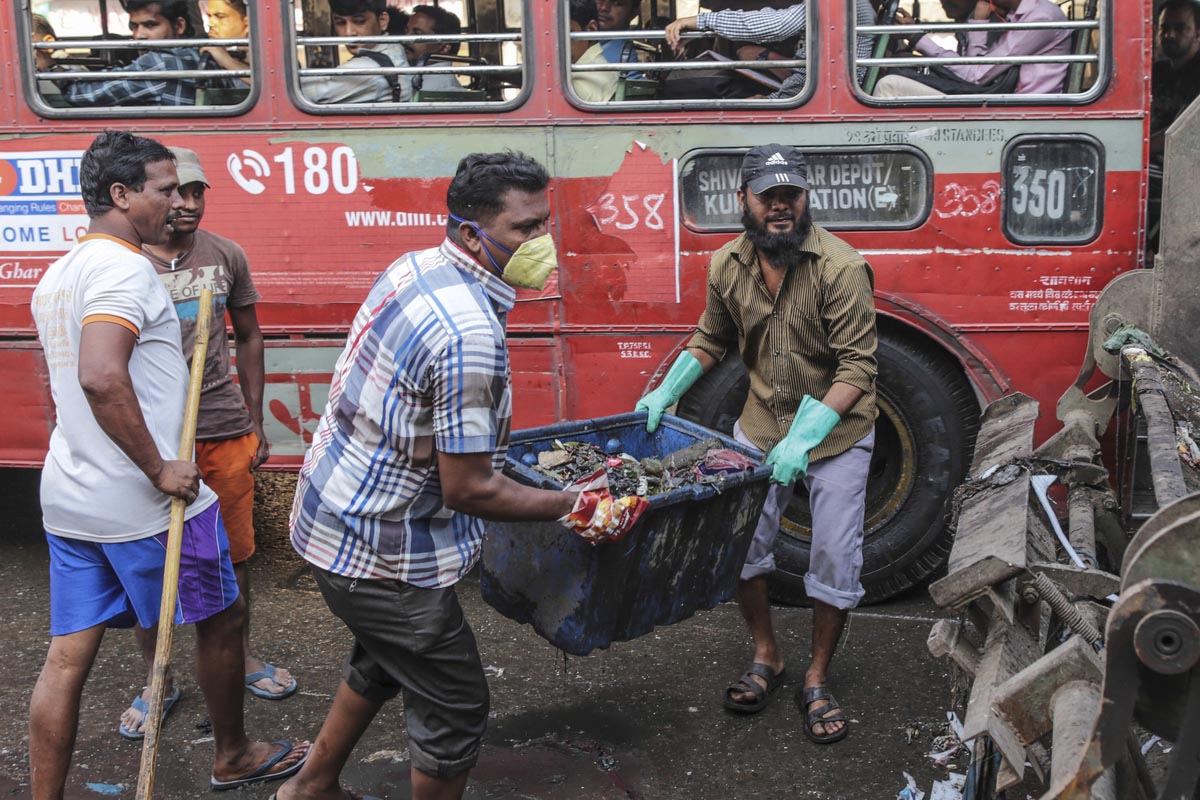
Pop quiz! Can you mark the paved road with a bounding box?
[0,468,965,799]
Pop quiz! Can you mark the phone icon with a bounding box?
[227,150,271,195]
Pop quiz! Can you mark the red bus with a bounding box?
[0,0,1148,603]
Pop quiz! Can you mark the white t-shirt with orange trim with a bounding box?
[32,234,216,542]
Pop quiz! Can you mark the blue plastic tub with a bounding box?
[480,412,771,656]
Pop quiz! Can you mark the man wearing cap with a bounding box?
[636,144,876,745]
[117,146,297,741]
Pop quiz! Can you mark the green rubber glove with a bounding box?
[635,351,704,433]
[766,395,841,485]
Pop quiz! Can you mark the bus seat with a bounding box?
[196,86,250,106]
[412,89,488,102]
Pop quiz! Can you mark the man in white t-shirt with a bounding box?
[28,130,309,796]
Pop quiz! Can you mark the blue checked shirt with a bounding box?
[696,0,876,98]
[59,47,202,106]
[290,240,515,587]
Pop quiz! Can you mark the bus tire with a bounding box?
[674,331,979,605]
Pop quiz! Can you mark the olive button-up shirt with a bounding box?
[688,226,878,461]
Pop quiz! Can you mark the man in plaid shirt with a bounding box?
[665,0,878,97]
[279,152,645,800]
[55,0,201,107]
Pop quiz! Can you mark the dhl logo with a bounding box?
[0,153,84,199]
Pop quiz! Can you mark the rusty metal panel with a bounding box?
[970,393,1039,474]
[930,393,1040,608]
[1154,91,1200,371]
[962,602,1042,784]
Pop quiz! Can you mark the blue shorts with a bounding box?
[46,502,240,636]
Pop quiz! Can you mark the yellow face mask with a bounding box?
[499,233,558,290]
[454,214,559,291]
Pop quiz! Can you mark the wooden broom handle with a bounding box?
[136,287,214,799]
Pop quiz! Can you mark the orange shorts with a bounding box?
[196,432,259,564]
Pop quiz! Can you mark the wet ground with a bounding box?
[0,468,990,799]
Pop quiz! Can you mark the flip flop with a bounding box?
[723,662,786,714]
[118,685,182,741]
[799,685,849,744]
[211,740,308,791]
[245,662,298,700]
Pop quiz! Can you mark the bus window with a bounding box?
[288,0,527,112]
[1002,135,1104,244]
[564,0,829,108]
[679,147,932,231]
[856,0,1106,103]
[21,1,257,117]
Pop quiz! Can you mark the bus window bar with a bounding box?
[572,59,804,72]
[38,69,250,80]
[295,33,520,46]
[298,65,520,77]
[568,30,700,41]
[859,54,1097,67]
[34,37,249,49]
[858,20,1100,34]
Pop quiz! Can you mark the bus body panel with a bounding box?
[0,0,1150,468]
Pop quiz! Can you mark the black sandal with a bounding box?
[799,685,849,744]
[723,663,786,714]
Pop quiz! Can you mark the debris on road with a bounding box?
[896,771,925,800]
[525,438,755,497]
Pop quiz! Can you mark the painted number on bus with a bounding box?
[1003,138,1103,245]
[227,145,359,196]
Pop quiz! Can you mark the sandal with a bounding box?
[798,685,849,744]
[723,663,786,713]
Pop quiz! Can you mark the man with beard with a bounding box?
[635,144,876,745]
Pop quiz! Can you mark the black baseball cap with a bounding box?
[741,144,809,195]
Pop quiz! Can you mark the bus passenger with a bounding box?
[200,0,251,87]
[53,0,202,107]
[1151,0,1200,161]
[300,0,412,103]
[31,14,78,101]
[1148,0,1200,251]
[596,0,645,78]
[570,0,620,102]
[404,5,467,94]
[874,0,1071,97]
[32,14,58,73]
[664,0,876,98]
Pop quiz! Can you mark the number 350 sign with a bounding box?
[1003,137,1103,245]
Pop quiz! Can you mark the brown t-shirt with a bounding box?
[145,230,261,441]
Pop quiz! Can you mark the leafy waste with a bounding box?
[527,437,757,497]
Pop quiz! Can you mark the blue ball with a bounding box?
[520,452,537,466]
[605,438,622,453]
